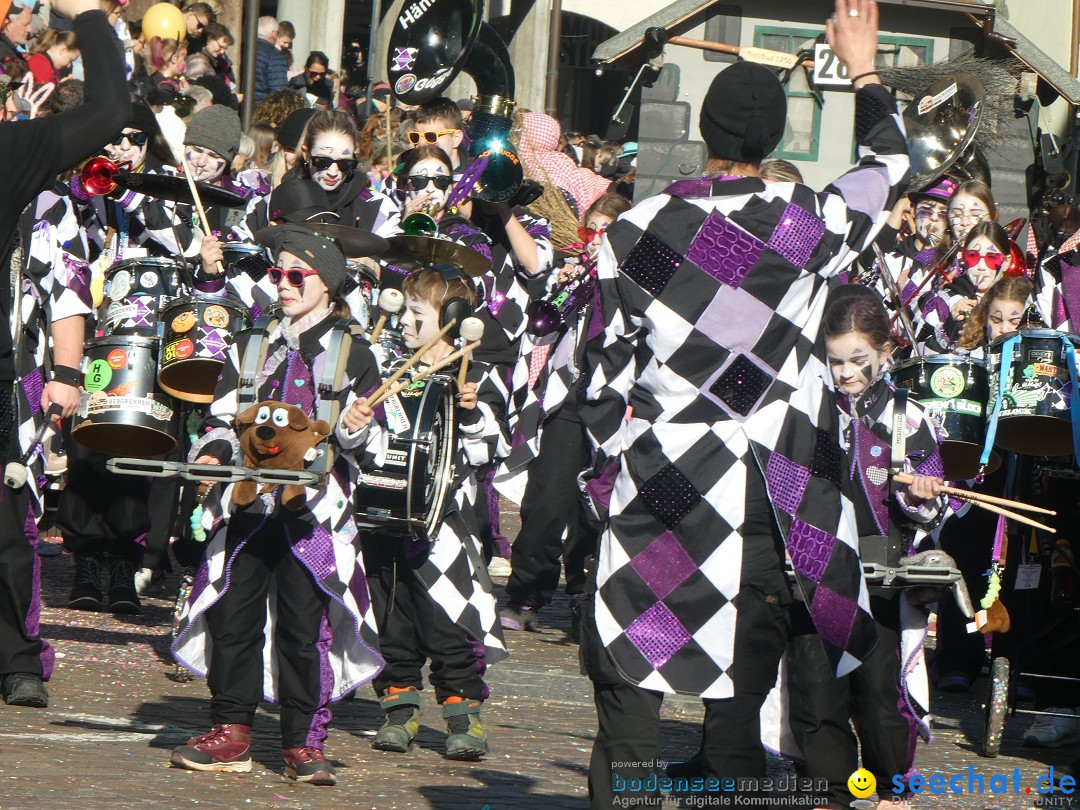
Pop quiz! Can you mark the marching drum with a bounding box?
[354,374,456,539]
[988,329,1080,456]
[892,353,997,480]
[220,241,272,281]
[99,257,182,335]
[157,295,249,403]
[72,335,179,457]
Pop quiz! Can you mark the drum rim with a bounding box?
[85,334,162,349]
[159,294,249,314]
[891,353,984,371]
[107,256,185,271]
[421,376,456,539]
[988,328,1080,348]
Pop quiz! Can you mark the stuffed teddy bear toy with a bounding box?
[233,401,331,510]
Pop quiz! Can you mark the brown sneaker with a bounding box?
[282,746,337,786]
[170,724,252,772]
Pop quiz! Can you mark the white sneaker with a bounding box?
[134,567,165,597]
[487,557,512,577]
[1023,707,1080,747]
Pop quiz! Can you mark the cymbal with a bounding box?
[383,234,491,278]
[304,221,389,258]
[114,172,249,208]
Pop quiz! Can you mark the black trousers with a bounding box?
[363,532,486,703]
[788,587,914,807]
[506,413,598,607]
[206,509,330,749]
[584,464,790,809]
[0,387,45,677]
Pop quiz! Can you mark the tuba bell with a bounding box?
[902,73,985,192]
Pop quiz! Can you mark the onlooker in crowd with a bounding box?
[247,120,275,170]
[186,83,212,114]
[254,15,288,105]
[355,80,391,127]
[276,19,294,68]
[27,28,79,85]
[288,51,332,106]
[147,37,186,94]
[184,21,232,87]
[251,87,306,129]
[181,1,214,52]
[0,2,32,68]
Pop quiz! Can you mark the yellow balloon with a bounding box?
[141,2,186,42]
[847,768,877,799]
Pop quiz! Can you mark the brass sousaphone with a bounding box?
[902,73,987,191]
[387,0,525,202]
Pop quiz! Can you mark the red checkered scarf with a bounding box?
[517,112,612,220]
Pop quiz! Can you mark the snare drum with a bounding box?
[891,353,998,479]
[157,295,249,403]
[72,335,179,457]
[988,329,1080,456]
[99,257,182,335]
[354,374,456,539]
[221,242,271,281]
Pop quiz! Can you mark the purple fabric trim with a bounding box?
[901,625,932,746]
[471,638,490,701]
[696,285,773,356]
[914,247,940,267]
[584,457,618,513]
[686,210,763,288]
[20,368,45,417]
[764,452,810,517]
[62,253,93,308]
[483,464,510,559]
[786,518,835,583]
[306,611,334,748]
[296,524,338,583]
[829,166,891,219]
[855,420,890,536]
[1059,258,1080,325]
[24,503,54,680]
[195,278,226,293]
[663,178,713,198]
[68,176,91,202]
[810,586,858,649]
[766,203,825,268]
[283,349,316,412]
[118,190,138,208]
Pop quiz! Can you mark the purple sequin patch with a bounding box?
[786,518,836,583]
[297,525,337,583]
[811,585,858,649]
[20,368,44,416]
[637,463,702,530]
[764,452,810,516]
[686,210,763,288]
[631,531,698,600]
[626,601,692,669]
[916,446,945,480]
[766,203,825,268]
[621,232,682,297]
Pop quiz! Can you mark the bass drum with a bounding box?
[891,353,999,480]
[157,295,249,403]
[354,374,456,539]
[72,335,179,457]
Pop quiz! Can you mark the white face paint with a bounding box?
[963,235,1007,294]
[913,199,947,246]
[275,251,330,320]
[986,297,1025,342]
[583,213,613,258]
[185,144,228,183]
[405,156,453,210]
[399,293,443,351]
[105,128,150,171]
[948,192,991,242]
[826,331,890,397]
[305,131,357,192]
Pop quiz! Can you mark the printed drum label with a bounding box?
[929,366,965,398]
[109,270,131,300]
[163,339,195,364]
[921,398,982,417]
[83,359,112,393]
[171,311,197,333]
[203,305,230,328]
[106,349,127,370]
[85,393,173,422]
[139,271,159,290]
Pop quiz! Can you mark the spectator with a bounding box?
[26,28,79,85]
[186,82,212,114]
[0,2,31,68]
[268,106,316,187]
[184,21,233,86]
[191,73,237,110]
[276,19,294,69]
[355,80,391,128]
[181,1,214,50]
[247,120,275,170]
[251,87,306,129]
[253,15,287,105]
[288,50,332,106]
[147,37,186,94]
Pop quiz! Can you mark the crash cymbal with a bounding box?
[304,221,389,258]
[114,172,249,208]
[383,234,491,277]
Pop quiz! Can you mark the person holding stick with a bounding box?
[348,265,508,760]
[171,224,385,786]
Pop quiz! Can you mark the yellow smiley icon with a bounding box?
[847,768,876,798]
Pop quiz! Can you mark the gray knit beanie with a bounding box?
[184,105,243,163]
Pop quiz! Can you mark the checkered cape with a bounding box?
[1033,247,1080,331]
[580,84,910,698]
[362,355,510,663]
[12,189,95,514]
[173,313,388,700]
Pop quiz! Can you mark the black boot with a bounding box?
[107,555,141,614]
[68,554,104,611]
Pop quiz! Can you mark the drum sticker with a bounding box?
[399,379,426,397]
[110,270,131,300]
[127,296,154,328]
[86,394,173,421]
[384,449,409,467]
[391,47,417,72]
[139,271,158,290]
[1033,362,1064,378]
[917,82,957,115]
[359,471,408,490]
[163,339,195,365]
[394,74,416,95]
[383,395,412,435]
[1028,350,1055,364]
[198,326,229,360]
[106,349,127,370]
[83,359,112,393]
[203,305,230,329]
[171,311,197,333]
[929,366,965,398]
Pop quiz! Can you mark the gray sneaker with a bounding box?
[1023,707,1080,747]
[499,604,539,631]
[3,673,48,707]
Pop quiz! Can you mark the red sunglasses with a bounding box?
[269,266,320,288]
[578,224,608,243]
[961,250,1007,272]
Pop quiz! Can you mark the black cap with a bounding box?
[129,101,159,136]
[699,62,787,163]
[193,75,239,110]
[277,108,318,151]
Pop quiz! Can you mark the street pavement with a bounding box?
[0,513,1077,810]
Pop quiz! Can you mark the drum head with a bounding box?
[995,418,1075,457]
[72,422,177,457]
[158,359,220,404]
[939,442,1000,481]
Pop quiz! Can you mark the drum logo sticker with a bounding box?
[139,271,158,290]
[203,305,230,329]
[384,449,409,467]
[106,349,127,370]
[917,82,957,115]
[171,311,196,333]
[83,359,112,393]
[359,471,408,490]
[1028,350,1055,364]
[163,339,195,364]
[109,270,131,300]
[400,379,426,397]
[394,73,416,95]
[391,47,417,72]
[1033,362,1063,378]
[929,366,965,398]
[384,395,412,434]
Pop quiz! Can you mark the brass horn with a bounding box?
[80,156,121,196]
[401,198,441,236]
[902,73,985,192]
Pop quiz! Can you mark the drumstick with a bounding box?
[370,288,404,343]
[367,319,458,403]
[371,340,482,407]
[893,472,1057,516]
[456,317,485,388]
[180,154,227,276]
[948,492,1056,534]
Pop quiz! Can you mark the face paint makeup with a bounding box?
[826,330,891,397]
[986,298,1026,341]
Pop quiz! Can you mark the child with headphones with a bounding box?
[352,265,509,761]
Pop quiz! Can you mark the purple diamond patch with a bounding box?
[626,602,692,669]
[686,210,764,288]
[766,203,825,269]
[765,452,811,516]
[810,586,858,649]
[631,531,698,600]
[199,326,229,360]
[786,518,835,583]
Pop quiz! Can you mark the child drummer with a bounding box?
[349,265,508,760]
[170,224,386,786]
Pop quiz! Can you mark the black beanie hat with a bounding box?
[129,101,159,136]
[699,62,787,163]
[277,108,318,152]
[184,104,243,163]
[255,224,349,299]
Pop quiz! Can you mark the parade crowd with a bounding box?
[0,0,1077,808]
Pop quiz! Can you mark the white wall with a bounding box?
[1005,0,1074,138]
